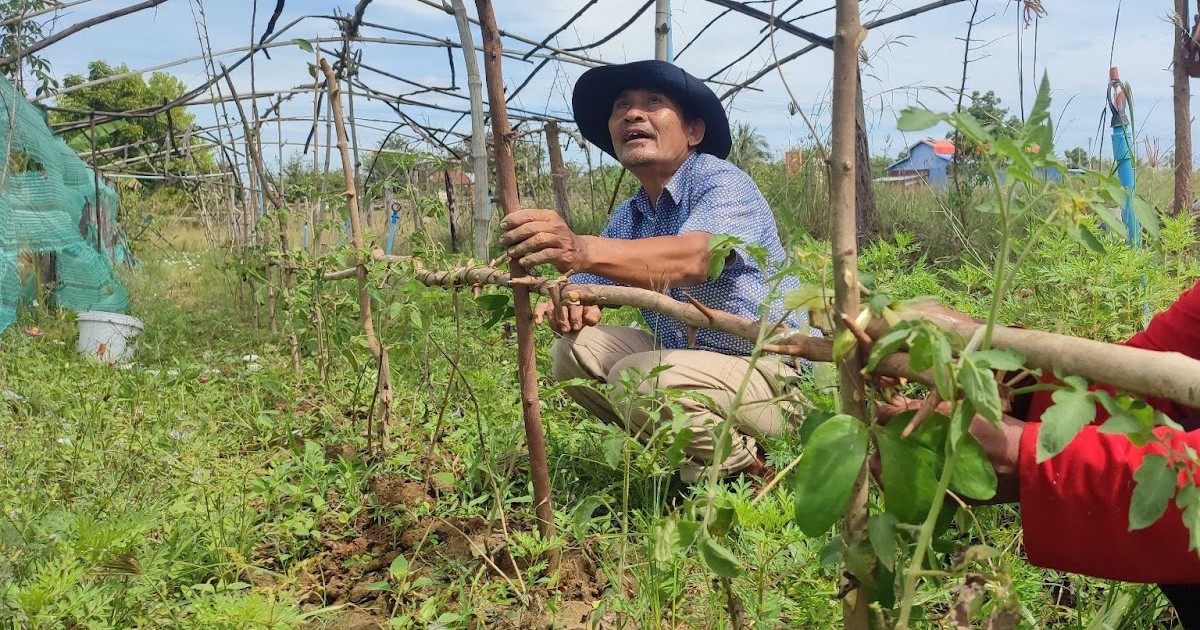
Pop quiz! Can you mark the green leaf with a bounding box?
[1176,485,1200,551]
[1088,198,1126,233]
[907,324,955,400]
[958,355,1002,426]
[652,516,683,563]
[968,349,1026,372]
[292,38,314,53]
[865,325,915,372]
[1037,377,1096,462]
[1029,72,1053,125]
[897,107,944,132]
[707,234,742,279]
[1131,196,1160,238]
[572,495,608,538]
[877,413,945,524]
[1095,393,1156,446]
[707,497,738,539]
[950,432,998,501]
[602,434,626,469]
[664,427,693,467]
[697,532,742,578]
[867,513,898,570]
[1130,454,1177,531]
[1066,223,1107,255]
[475,293,514,328]
[832,329,857,364]
[798,410,836,446]
[868,291,894,317]
[783,285,831,312]
[949,110,994,146]
[389,554,410,581]
[792,415,869,536]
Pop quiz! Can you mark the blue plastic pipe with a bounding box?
[1109,69,1140,248]
[385,211,400,254]
[1109,67,1149,325]
[1112,124,1140,247]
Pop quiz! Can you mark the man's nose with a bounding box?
[623,107,647,122]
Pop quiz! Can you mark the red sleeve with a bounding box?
[1019,279,1200,583]
[1019,424,1200,583]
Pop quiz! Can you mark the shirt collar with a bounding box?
[630,151,701,217]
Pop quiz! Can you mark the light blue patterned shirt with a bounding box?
[570,152,808,356]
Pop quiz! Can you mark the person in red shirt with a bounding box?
[879,280,1200,625]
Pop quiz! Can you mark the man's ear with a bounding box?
[686,118,706,149]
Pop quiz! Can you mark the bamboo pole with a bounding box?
[544,121,572,228]
[473,0,560,576]
[451,0,492,261]
[830,0,870,627]
[319,57,393,457]
[1174,0,1192,215]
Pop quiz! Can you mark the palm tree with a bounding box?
[727,122,770,170]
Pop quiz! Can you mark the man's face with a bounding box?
[607,89,705,170]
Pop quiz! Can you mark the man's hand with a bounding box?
[499,209,588,274]
[534,300,601,334]
[874,394,1025,505]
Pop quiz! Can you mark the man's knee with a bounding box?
[549,333,582,382]
[606,352,663,393]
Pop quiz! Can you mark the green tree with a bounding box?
[942,91,1022,235]
[0,0,58,97]
[728,122,770,171]
[51,61,214,178]
[1064,147,1088,169]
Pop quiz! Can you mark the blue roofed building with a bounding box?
[882,137,1064,188]
[884,137,956,187]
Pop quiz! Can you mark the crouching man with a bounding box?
[499,60,815,483]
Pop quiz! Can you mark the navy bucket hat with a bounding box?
[571,60,732,160]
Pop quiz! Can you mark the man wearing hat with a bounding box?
[499,60,810,484]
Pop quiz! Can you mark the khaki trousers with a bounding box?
[550,325,798,482]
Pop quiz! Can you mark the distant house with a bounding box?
[884,138,956,187]
[881,138,1064,188]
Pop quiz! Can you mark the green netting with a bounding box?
[0,76,128,333]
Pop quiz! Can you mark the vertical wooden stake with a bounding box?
[831,1,869,628]
[545,121,572,228]
[451,0,493,261]
[320,57,392,458]
[474,0,560,576]
[1174,0,1193,215]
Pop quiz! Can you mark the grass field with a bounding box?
[2,176,1200,628]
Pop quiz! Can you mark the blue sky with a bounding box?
[26,0,1184,169]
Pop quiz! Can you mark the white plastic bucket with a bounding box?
[76,311,144,363]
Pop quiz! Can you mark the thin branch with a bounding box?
[522,0,599,60]
[720,0,968,101]
[700,0,832,48]
[0,0,172,68]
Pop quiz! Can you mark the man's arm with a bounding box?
[1018,424,1200,583]
[1018,279,1200,582]
[499,209,714,290]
